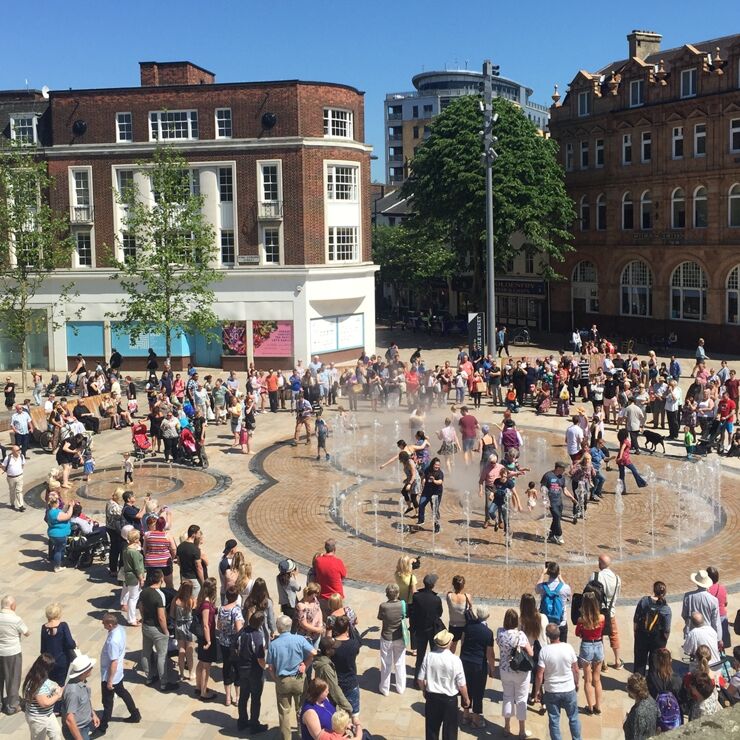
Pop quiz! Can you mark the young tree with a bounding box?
[109,146,221,356]
[401,95,575,306]
[0,139,78,390]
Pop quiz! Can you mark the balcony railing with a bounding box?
[70,204,94,223]
[387,111,402,121]
[258,201,283,220]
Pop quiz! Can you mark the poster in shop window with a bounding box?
[253,320,294,357]
[222,322,247,356]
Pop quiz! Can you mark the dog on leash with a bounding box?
[641,429,666,454]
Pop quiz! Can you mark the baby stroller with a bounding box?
[696,418,723,456]
[176,427,208,468]
[65,524,110,568]
[131,421,153,460]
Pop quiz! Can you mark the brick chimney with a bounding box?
[139,61,215,87]
[627,31,662,61]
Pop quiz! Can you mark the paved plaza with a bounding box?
[1,335,738,739]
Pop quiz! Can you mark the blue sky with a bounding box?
[3,1,738,179]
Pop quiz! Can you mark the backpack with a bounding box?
[571,574,608,626]
[642,600,663,635]
[656,691,682,731]
[540,582,565,624]
[190,607,204,640]
[234,627,261,666]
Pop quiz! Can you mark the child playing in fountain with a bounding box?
[315,411,330,461]
[504,384,519,413]
[123,451,134,483]
[83,445,95,482]
[526,481,538,511]
[684,425,695,461]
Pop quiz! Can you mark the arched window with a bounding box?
[728,265,740,324]
[670,261,707,321]
[572,260,599,313]
[596,193,607,231]
[579,195,590,231]
[729,184,740,227]
[640,190,653,229]
[693,185,708,228]
[622,191,634,229]
[672,188,686,228]
[621,260,653,316]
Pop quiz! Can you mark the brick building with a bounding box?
[549,31,740,348]
[0,61,375,370]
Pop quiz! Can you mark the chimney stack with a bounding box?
[139,61,215,87]
[627,30,662,61]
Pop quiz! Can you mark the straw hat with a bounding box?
[67,654,96,681]
[690,570,713,589]
[434,629,454,648]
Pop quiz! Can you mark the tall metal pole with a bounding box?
[482,60,498,356]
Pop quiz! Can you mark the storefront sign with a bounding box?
[467,312,485,356]
[494,279,546,296]
[253,320,293,357]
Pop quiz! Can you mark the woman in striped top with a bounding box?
[143,515,176,588]
[23,653,64,739]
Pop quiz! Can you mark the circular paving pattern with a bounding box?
[236,418,739,602]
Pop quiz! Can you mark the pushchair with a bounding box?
[696,418,723,456]
[131,421,153,460]
[65,524,110,568]
[176,427,208,468]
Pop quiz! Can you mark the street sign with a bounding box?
[467,312,485,357]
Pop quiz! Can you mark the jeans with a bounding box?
[15,432,30,457]
[50,537,67,568]
[269,391,278,413]
[163,437,178,461]
[100,679,138,728]
[462,660,487,714]
[32,388,42,406]
[107,528,122,574]
[425,691,458,740]
[543,690,582,740]
[237,667,265,727]
[343,685,360,715]
[275,674,305,740]
[379,638,406,694]
[667,409,680,438]
[140,624,173,689]
[592,473,605,497]
[549,500,563,538]
[618,463,647,492]
[418,494,440,526]
[628,429,641,452]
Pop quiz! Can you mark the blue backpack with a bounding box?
[656,691,682,731]
[540,582,565,623]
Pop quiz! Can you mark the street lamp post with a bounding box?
[482,60,499,357]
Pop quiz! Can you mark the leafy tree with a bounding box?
[108,146,221,356]
[401,95,575,306]
[0,139,78,389]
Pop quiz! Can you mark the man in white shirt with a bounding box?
[44,393,56,415]
[533,623,582,740]
[98,613,140,732]
[1,445,26,512]
[418,630,470,740]
[10,403,33,457]
[590,555,623,670]
[0,594,30,715]
[683,612,720,664]
[665,379,683,440]
[564,416,585,462]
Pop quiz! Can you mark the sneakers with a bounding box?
[53,566,66,573]
[250,722,268,733]
[555,536,565,545]
[572,516,578,525]
[124,710,142,723]
[546,535,558,544]
[325,454,330,460]
[434,523,440,534]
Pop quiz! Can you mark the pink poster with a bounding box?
[253,320,294,357]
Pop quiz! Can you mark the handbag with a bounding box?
[400,600,410,648]
[509,638,535,673]
[463,595,475,623]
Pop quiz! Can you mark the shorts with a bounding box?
[603,397,617,409]
[607,615,620,650]
[462,437,475,452]
[721,421,735,435]
[146,563,172,578]
[449,625,465,641]
[578,640,604,665]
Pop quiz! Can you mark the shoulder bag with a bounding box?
[400,600,410,648]
[509,631,535,673]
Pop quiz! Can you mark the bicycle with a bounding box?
[510,328,532,346]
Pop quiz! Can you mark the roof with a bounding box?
[595,32,740,75]
[375,189,411,216]
[139,60,216,76]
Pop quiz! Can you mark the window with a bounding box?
[122,233,136,263]
[565,143,574,171]
[641,132,652,163]
[117,170,135,201]
[9,115,37,144]
[423,126,431,139]
[572,260,599,312]
[323,108,353,139]
[596,193,607,230]
[595,139,604,167]
[327,226,358,262]
[412,126,419,139]
[694,123,706,157]
[578,91,591,117]
[262,227,280,264]
[148,110,198,140]
[116,113,132,142]
[672,126,684,159]
[729,184,740,226]
[215,108,232,139]
[220,230,235,266]
[621,260,653,316]
[260,164,279,202]
[525,251,535,274]
[622,191,634,230]
[727,265,740,324]
[580,140,589,169]
[579,196,590,231]
[75,231,92,267]
[731,119,740,153]
[423,104,433,116]
[671,261,707,321]
[630,79,645,107]
[680,68,697,98]
[622,133,632,165]
[412,105,419,118]
[218,167,233,202]
[640,190,653,230]
[672,188,686,228]
[693,186,708,228]
[70,169,92,221]
[327,165,358,201]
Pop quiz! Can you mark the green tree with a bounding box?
[401,95,575,307]
[372,223,456,306]
[109,146,222,356]
[0,139,78,389]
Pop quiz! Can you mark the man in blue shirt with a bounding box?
[669,356,682,382]
[99,613,140,732]
[266,615,316,740]
[10,404,34,457]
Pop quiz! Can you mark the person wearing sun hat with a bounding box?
[62,654,100,738]
[418,629,471,739]
[681,570,722,644]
